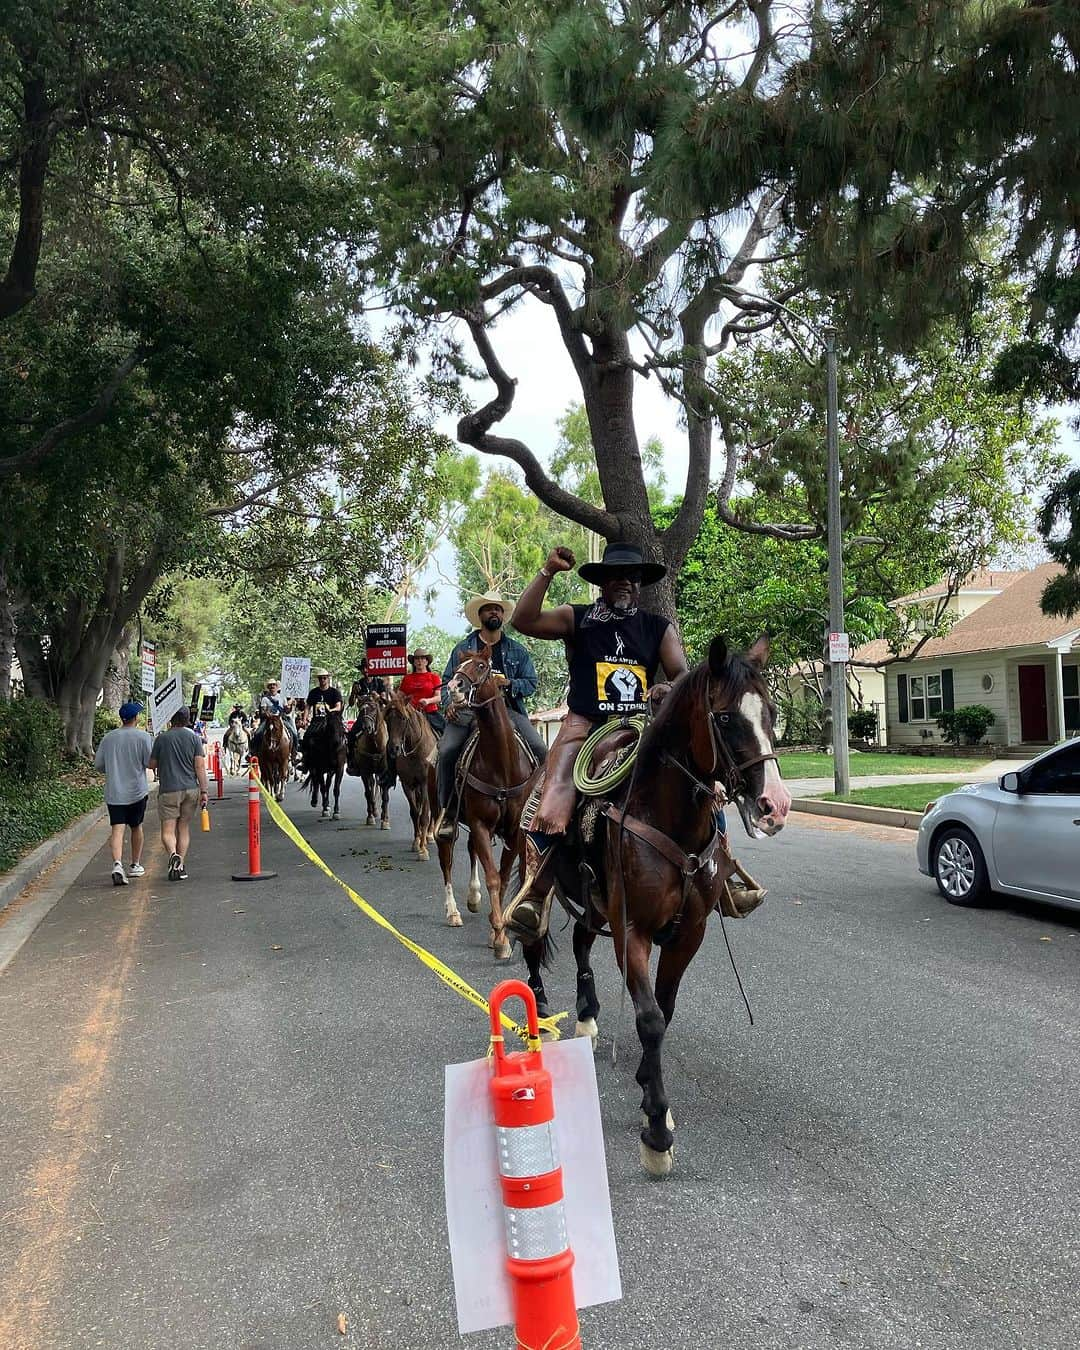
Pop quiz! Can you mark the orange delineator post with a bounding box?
[488,980,581,1350]
[231,756,278,882]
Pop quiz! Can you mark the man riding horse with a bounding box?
[502,541,693,942]
[251,679,298,763]
[435,593,548,839]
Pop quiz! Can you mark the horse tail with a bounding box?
[531,931,557,971]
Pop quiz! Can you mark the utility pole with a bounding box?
[825,328,850,797]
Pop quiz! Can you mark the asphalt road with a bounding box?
[2,772,1079,1350]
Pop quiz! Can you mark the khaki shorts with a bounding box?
[158,788,201,822]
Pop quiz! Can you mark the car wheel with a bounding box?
[933,826,990,906]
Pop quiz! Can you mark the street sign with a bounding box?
[366,623,407,677]
[140,639,157,693]
[150,674,183,734]
[828,632,850,663]
[280,656,311,699]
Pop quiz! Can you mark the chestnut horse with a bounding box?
[384,693,438,861]
[258,713,292,802]
[347,693,391,829]
[524,635,788,1176]
[439,651,539,959]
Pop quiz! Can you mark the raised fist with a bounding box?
[546,546,575,574]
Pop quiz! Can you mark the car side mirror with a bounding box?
[999,771,1022,794]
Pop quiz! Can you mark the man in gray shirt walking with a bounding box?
[149,707,210,882]
[94,701,153,886]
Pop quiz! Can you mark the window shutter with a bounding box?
[898,674,909,723]
[942,668,954,711]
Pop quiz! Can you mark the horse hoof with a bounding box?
[332,811,340,821]
[321,810,329,819]
[641,1109,676,1131]
[639,1139,675,1178]
[447,912,463,928]
[418,848,429,861]
[365,816,375,826]
[493,938,512,962]
[381,820,391,831]
[574,1018,599,1049]
[467,894,481,914]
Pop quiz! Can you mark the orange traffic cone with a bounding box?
[488,980,581,1350]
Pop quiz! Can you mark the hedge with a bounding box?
[0,699,65,784]
[0,780,104,875]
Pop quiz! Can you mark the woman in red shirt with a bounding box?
[398,649,444,735]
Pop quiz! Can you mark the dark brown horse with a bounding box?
[440,651,539,959]
[524,635,788,1176]
[384,693,438,862]
[258,713,292,803]
[302,710,348,819]
[347,693,391,829]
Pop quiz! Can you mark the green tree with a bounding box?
[321,0,948,615]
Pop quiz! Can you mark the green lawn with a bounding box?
[777,751,990,778]
[814,782,968,811]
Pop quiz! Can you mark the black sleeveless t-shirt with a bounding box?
[566,605,671,718]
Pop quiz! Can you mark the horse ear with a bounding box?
[708,636,729,676]
[746,633,771,671]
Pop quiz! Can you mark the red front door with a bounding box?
[1018,664,1049,742]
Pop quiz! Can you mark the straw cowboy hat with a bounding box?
[464,592,505,630]
[408,647,434,663]
[313,668,331,678]
[578,541,666,585]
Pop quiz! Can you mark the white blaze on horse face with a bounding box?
[738,690,786,832]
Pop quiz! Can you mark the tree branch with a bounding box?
[456,315,617,538]
[0,348,143,478]
[0,76,50,320]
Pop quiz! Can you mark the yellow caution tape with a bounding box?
[256,782,566,1045]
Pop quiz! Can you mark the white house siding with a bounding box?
[884,654,1010,748]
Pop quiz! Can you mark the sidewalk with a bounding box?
[785,758,1011,798]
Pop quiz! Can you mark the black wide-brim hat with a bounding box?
[579,541,667,585]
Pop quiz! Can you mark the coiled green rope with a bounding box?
[572,715,647,796]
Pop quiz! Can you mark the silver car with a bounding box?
[917,740,1080,909]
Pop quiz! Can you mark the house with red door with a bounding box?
[881,564,1080,750]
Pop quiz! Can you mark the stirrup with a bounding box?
[504,887,555,942]
[435,803,457,841]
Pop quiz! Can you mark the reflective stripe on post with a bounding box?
[489,980,581,1350]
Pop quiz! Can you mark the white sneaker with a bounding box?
[128,862,145,878]
[111,862,128,886]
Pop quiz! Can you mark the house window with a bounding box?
[926,674,945,718]
[1065,664,1080,733]
[898,669,954,724]
[909,675,926,721]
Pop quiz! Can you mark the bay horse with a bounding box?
[302,711,348,819]
[348,693,392,829]
[224,716,249,775]
[440,651,539,958]
[384,693,438,862]
[524,635,788,1177]
[257,713,292,802]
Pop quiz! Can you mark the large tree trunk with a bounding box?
[102,627,132,712]
[0,583,14,701]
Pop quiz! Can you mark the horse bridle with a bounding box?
[450,655,502,710]
[659,681,778,804]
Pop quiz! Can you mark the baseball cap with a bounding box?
[119,702,143,721]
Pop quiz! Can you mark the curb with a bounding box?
[0,800,107,918]
[792,798,925,831]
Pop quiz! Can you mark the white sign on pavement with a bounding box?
[279,656,311,700]
[150,674,184,734]
[444,1035,621,1336]
[828,632,850,663]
